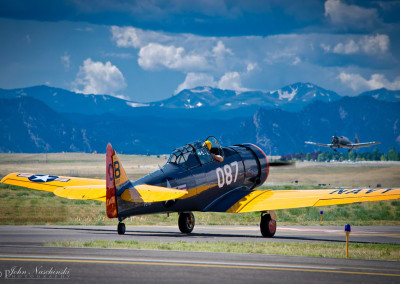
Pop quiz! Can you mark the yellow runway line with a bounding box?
[0,257,399,277]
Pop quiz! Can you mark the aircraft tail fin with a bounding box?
[355,134,360,143]
[106,143,126,218]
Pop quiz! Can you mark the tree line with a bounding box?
[281,147,400,162]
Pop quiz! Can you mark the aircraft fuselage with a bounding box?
[116,144,269,220]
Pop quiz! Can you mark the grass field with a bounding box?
[0,153,399,226]
[46,240,400,261]
[1,182,399,226]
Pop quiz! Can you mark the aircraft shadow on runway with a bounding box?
[38,226,379,244]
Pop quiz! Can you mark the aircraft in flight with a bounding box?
[305,135,380,152]
[2,136,399,237]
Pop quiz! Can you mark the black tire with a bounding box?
[178,212,195,234]
[260,214,276,238]
[118,222,126,235]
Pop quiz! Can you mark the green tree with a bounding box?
[348,151,356,161]
[388,147,400,161]
[317,152,326,162]
[372,148,380,161]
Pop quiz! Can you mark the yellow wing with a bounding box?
[1,173,107,201]
[1,173,187,203]
[1,173,105,192]
[227,188,400,213]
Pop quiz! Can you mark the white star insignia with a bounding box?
[32,175,51,182]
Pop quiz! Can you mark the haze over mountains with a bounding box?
[0,83,399,155]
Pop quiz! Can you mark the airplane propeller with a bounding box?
[268,160,295,167]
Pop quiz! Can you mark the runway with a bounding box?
[1,225,399,245]
[0,225,399,283]
[0,245,399,283]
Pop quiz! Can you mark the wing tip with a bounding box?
[1,172,21,183]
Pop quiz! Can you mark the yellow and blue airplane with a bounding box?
[2,136,399,237]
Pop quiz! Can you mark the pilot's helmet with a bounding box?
[203,141,212,150]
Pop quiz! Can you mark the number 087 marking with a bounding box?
[216,161,238,188]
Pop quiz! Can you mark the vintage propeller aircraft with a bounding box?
[305,134,380,152]
[2,136,399,237]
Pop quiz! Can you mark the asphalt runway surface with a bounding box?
[0,225,399,283]
[1,225,399,245]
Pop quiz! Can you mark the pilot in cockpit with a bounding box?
[203,141,224,162]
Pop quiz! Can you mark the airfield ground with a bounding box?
[0,153,399,283]
[1,152,399,187]
[0,153,399,227]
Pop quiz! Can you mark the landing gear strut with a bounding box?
[178,212,195,234]
[260,213,276,238]
[118,222,126,235]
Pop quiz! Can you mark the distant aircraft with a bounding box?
[2,136,398,238]
[305,135,380,152]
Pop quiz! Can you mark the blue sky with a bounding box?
[0,0,399,102]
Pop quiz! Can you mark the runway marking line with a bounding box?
[1,249,398,273]
[0,256,399,277]
[195,226,400,238]
[3,247,399,273]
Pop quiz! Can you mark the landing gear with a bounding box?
[178,212,195,234]
[117,222,126,235]
[260,213,276,238]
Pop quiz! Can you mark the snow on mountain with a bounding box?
[276,87,297,101]
[126,102,149,107]
[148,82,342,111]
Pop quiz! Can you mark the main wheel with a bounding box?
[117,222,126,235]
[178,212,195,234]
[260,214,276,238]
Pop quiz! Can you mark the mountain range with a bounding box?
[0,83,399,154]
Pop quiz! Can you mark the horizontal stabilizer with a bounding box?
[54,185,106,202]
[121,184,188,203]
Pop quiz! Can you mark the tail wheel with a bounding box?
[178,212,195,234]
[260,214,276,238]
[117,222,126,235]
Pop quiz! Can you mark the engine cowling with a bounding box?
[230,143,269,189]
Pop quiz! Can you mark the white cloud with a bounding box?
[333,40,359,54]
[73,58,127,96]
[110,26,241,74]
[111,26,171,49]
[109,24,397,96]
[361,34,389,54]
[246,62,257,72]
[111,26,142,48]
[138,43,207,71]
[175,71,250,93]
[175,72,216,94]
[320,43,331,52]
[218,72,249,92]
[324,0,380,30]
[338,72,400,91]
[212,40,233,57]
[332,34,389,55]
[61,53,71,70]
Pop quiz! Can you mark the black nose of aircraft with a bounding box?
[331,136,338,144]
